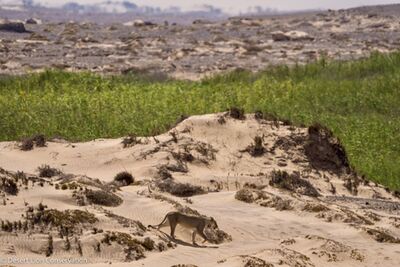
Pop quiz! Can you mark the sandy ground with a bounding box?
[0,113,399,267]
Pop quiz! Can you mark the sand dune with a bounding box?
[0,113,399,266]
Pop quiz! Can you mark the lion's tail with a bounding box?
[148,214,168,229]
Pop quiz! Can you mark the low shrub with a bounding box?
[235,188,255,203]
[19,134,47,151]
[122,134,141,148]
[1,178,19,195]
[156,179,205,197]
[85,189,123,207]
[114,171,134,186]
[37,165,62,178]
[228,107,245,120]
[269,170,320,197]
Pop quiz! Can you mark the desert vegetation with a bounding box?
[269,170,320,197]
[0,52,399,191]
[37,164,62,178]
[84,189,123,207]
[155,178,206,197]
[113,171,135,186]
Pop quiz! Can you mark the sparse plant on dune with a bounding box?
[0,178,19,195]
[122,134,141,148]
[20,137,34,151]
[228,107,245,120]
[37,165,62,178]
[155,178,206,197]
[85,189,123,207]
[269,170,320,197]
[113,171,135,186]
[235,188,255,203]
[244,136,265,157]
[19,134,47,151]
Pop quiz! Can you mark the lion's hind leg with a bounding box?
[192,230,198,245]
[170,224,177,239]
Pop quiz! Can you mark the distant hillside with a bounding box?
[0,0,25,11]
[348,4,400,16]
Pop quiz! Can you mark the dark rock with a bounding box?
[26,18,39,24]
[0,22,28,33]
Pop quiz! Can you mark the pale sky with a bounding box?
[36,0,400,13]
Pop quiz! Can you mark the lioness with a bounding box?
[149,211,218,245]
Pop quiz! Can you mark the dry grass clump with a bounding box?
[302,202,330,213]
[63,182,80,190]
[364,228,400,243]
[33,134,47,147]
[114,171,135,186]
[156,179,206,197]
[235,188,256,203]
[142,237,155,251]
[242,256,274,267]
[85,189,123,207]
[20,137,34,151]
[305,235,365,262]
[157,166,173,180]
[259,195,292,211]
[0,177,19,195]
[28,206,98,231]
[176,142,217,165]
[20,134,47,151]
[37,165,62,178]
[165,162,188,173]
[122,134,141,148]
[244,136,265,157]
[269,170,320,197]
[193,142,218,162]
[235,188,292,211]
[172,151,194,162]
[343,175,361,195]
[101,209,146,235]
[254,111,293,126]
[227,107,246,120]
[102,231,145,261]
[102,232,161,261]
[316,207,373,225]
[217,115,226,124]
[341,208,373,225]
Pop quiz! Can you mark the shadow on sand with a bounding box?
[156,230,219,249]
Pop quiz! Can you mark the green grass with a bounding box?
[0,52,399,190]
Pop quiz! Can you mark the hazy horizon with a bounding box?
[31,0,400,13]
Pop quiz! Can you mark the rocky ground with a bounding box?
[0,112,399,266]
[1,5,400,79]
